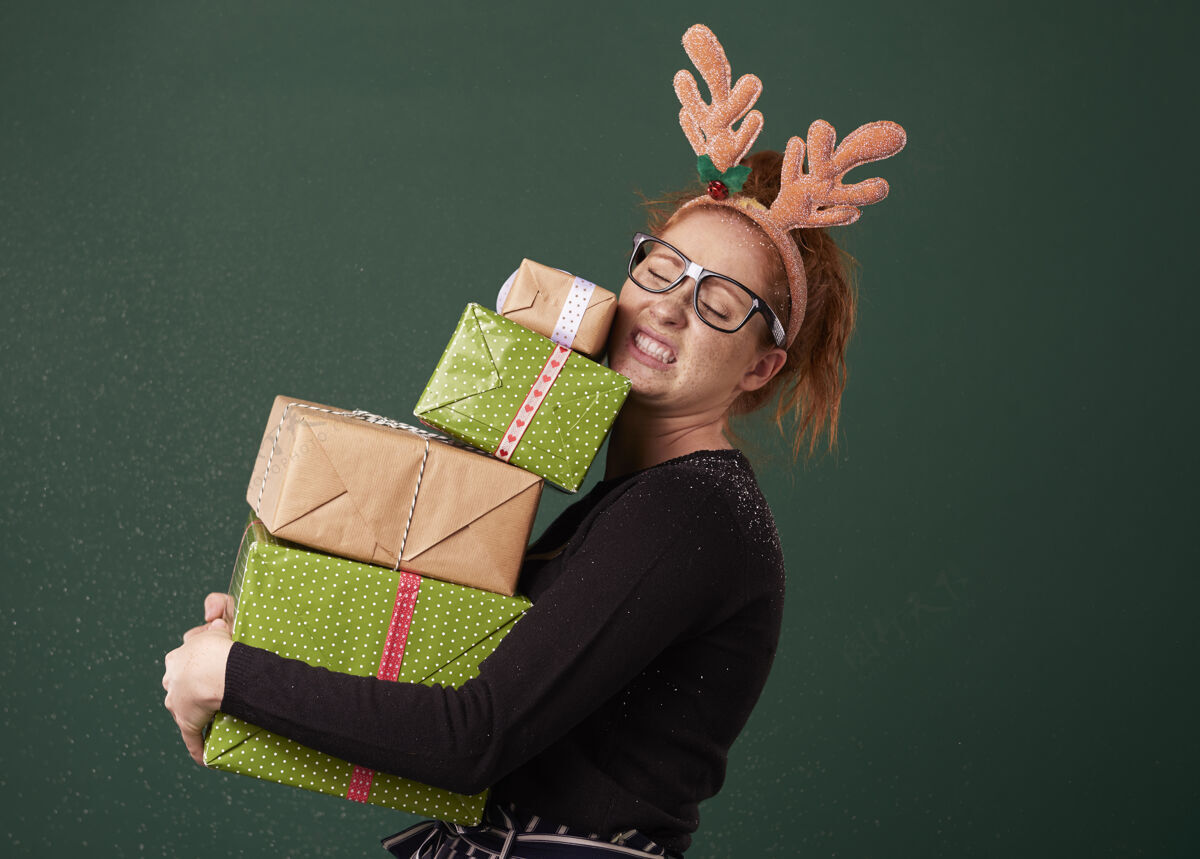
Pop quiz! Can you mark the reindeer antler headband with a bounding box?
[671,24,907,347]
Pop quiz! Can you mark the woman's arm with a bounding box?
[214,475,741,794]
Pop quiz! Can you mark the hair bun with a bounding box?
[739,150,785,211]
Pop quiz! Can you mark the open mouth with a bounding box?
[632,330,677,365]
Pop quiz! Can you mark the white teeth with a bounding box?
[635,332,676,364]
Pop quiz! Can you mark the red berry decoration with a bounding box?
[707,180,729,200]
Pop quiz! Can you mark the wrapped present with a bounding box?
[414,304,631,493]
[204,519,532,824]
[495,259,618,360]
[248,395,542,596]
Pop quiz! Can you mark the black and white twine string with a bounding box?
[343,409,442,440]
[392,436,429,571]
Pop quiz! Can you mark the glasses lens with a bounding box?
[630,239,687,292]
[696,276,755,331]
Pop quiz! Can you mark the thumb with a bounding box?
[184,726,206,766]
[209,618,229,632]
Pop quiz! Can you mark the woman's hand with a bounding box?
[162,592,236,765]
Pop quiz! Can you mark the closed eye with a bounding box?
[701,301,732,321]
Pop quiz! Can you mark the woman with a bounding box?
[163,26,904,857]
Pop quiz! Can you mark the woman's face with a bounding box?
[608,208,787,417]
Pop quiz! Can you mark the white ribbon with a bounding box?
[496,267,596,350]
[495,268,520,313]
[550,276,596,350]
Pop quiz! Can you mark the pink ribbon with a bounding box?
[346,571,422,803]
[495,344,571,461]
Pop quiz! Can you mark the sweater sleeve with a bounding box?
[220,475,741,796]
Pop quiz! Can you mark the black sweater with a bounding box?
[222,448,786,853]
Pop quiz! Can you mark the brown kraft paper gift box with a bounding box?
[247,395,542,595]
[497,258,618,360]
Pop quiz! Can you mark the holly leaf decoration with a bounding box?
[696,155,752,193]
[697,155,724,182]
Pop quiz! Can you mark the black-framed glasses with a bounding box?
[627,232,787,348]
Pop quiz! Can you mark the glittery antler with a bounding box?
[771,120,908,228]
[666,24,907,345]
[673,24,764,172]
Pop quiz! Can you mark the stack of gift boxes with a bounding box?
[202,261,631,823]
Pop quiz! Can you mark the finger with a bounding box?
[209,618,228,633]
[182,623,211,642]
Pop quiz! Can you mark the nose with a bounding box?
[647,281,692,329]
[649,262,703,328]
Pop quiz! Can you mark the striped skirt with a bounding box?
[382,804,682,859]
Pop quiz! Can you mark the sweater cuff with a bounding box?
[221,641,265,719]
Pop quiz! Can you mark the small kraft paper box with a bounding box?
[249,395,542,596]
[414,304,631,493]
[496,259,618,360]
[203,519,532,824]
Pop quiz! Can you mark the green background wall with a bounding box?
[3,1,1194,856]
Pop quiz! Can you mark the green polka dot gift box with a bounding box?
[414,303,631,493]
[203,518,531,824]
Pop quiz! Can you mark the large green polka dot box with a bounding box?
[202,519,531,824]
[413,303,631,492]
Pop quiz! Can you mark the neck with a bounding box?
[604,397,733,479]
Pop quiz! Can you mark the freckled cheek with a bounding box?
[689,343,743,391]
[615,291,649,322]
[607,319,632,363]
[611,296,655,352]
[615,278,641,306]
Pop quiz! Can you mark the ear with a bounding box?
[738,346,788,393]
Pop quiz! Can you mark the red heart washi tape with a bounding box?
[494,344,572,463]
